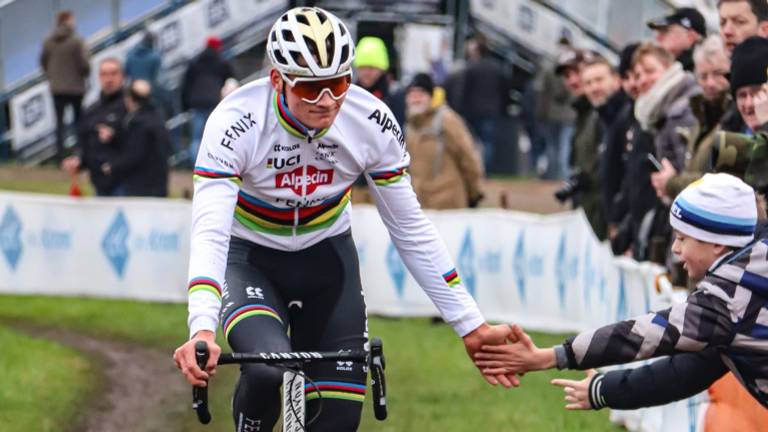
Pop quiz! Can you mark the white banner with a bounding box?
[0,192,704,431]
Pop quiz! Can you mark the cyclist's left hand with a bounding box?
[463,323,521,388]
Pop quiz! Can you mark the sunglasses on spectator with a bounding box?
[279,71,352,104]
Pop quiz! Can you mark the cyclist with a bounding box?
[173,7,514,431]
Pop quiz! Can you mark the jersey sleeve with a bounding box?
[187,106,250,338]
[364,110,484,337]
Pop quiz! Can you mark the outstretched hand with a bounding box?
[550,370,598,410]
[463,323,522,388]
[473,324,554,375]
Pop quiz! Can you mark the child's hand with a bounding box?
[550,370,598,410]
[473,325,553,374]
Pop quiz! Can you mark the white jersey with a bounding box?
[187,78,484,338]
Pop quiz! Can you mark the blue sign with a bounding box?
[0,206,22,271]
[458,229,476,297]
[102,210,130,278]
[386,243,405,297]
[513,230,526,303]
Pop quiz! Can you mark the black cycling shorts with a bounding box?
[221,230,368,431]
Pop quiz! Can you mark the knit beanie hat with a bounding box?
[407,73,434,95]
[354,36,390,71]
[729,36,768,96]
[670,173,757,247]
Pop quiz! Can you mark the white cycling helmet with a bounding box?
[267,7,355,79]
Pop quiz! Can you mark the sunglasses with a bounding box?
[280,71,352,104]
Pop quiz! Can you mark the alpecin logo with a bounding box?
[275,165,333,196]
[0,206,23,271]
[102,210,130,278]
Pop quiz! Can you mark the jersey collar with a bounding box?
[273,92,330,140]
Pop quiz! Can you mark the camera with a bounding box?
[554,170,586,203]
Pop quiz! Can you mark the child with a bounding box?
[475,173,768,409]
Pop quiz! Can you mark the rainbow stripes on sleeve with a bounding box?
[304,381,366,403]
[193,166,243,186]
[369,166,408,186]
[442,268,461,288]
[188,277,223,299]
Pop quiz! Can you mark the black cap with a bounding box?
[408,73,434,95]
[730,36,768,95]
[647,7,707,37]
[555,49,584,75]
[618,42,640,78]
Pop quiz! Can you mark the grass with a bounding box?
[0,325,96,432]
[0,295,618,431]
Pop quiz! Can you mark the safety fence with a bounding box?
[0,191,707,431]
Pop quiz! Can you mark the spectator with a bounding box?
[181,36,235,163]
[353,36,406,126]
[40,10,90,163]
[712,36,768,195]
[533,46,578,179]
[553,49,586,178]
[404,73,484,209]
[647,7,706,71]
[566,53,620,241]
[125,31,161,86]
[101,80,170,197]
[652,36,731,202]
[633,44,699,172]
[456,35,511,172]
[718,0,768,54]
[61,58,126,196]
[600,43,640,242]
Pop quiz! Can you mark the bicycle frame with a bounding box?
[192,337,387,430]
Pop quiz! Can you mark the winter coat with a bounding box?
[634,63,700,172]
[556,234,768,410]
[181,48,235,111]
[76,91,127,195]
[665,93,730,199]
[571,96,606,240]
[405,104,484,209]
[596,90,633,225]
[110,103,170,197]
[125,42,162,85]
[40,24,90,95]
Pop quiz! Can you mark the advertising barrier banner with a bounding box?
[0,192,705,431]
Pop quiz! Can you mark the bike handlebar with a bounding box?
[191,337,387,424]
[192,341,212,424]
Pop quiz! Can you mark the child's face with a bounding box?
[670,231,728,281]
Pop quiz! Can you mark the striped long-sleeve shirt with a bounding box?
[555,238,768,408]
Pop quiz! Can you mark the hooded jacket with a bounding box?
[40,24,90,95]
[181,47,235,111]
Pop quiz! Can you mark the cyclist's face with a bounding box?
[271,69,346,130]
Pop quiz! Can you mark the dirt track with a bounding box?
[15,326,189,432]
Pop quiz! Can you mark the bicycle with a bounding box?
[192,337,388,431]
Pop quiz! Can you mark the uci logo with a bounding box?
[267,155,300,169]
